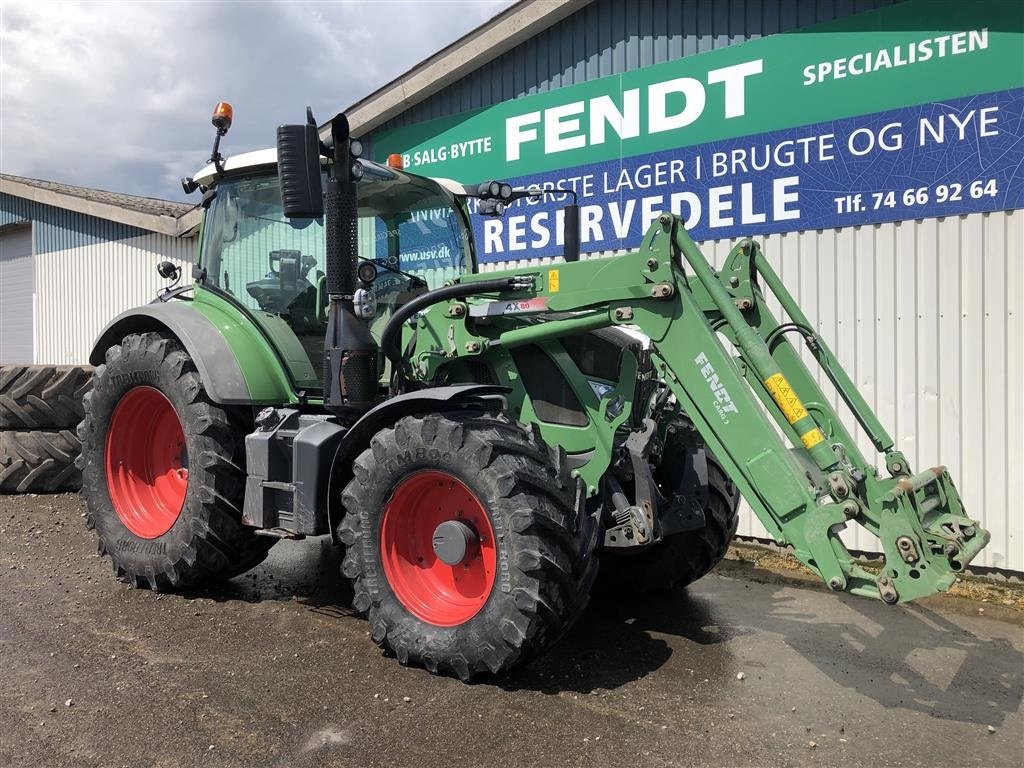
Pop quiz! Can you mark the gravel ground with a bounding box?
[1,493,1022,768]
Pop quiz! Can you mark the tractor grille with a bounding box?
[560,329,625,382]
[510,345,588,427]
[560,328,654,427]
[465,360,499,385]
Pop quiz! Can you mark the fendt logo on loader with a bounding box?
[694,351,739,423]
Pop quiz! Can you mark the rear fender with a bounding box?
[89,302,292,406]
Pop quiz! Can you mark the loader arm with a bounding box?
[406,213,989,605]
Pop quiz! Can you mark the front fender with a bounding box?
[326,384,508,540]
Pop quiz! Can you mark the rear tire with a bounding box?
[339,412,599,680]
[600,421,740,592]
[77,332,273,590]
[0,429,81,493]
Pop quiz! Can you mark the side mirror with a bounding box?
[562,204,580,263]
[157,261,180,280]
[277,123,323,218]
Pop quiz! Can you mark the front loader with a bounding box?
[78,104,989,680]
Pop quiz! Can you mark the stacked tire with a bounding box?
[0,365,92,493]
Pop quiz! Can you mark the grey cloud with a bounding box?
[1,0,513,200]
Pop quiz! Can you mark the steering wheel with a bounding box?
[246,278,314,312]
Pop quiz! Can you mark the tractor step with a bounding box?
[254,528,306,540]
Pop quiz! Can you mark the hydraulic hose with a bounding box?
[380,277,525,376]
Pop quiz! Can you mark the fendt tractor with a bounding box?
[78,103,989,679]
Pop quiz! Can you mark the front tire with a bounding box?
[78,332,273,590]
[600,421,740,592]
[340,412,599,680]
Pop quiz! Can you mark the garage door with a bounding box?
[0,225,35,363]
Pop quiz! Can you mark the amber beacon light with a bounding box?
[212,102,233,134]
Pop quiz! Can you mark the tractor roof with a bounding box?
[191,149,467,197]
[191,148,278,186]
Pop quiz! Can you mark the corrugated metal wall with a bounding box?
[720,211,1023,574]
[0,193,195,365]
[375,0,898,135]
[480,211,1023,571]
[34,232,195,365]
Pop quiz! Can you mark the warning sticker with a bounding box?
[548,269,560,293]
[764,373,808,425]
[800,428,826,450]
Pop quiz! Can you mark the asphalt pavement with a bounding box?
[1,493,1021,768]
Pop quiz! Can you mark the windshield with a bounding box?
[199,166,471,313]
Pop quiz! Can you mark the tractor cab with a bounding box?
[190,149,475,394]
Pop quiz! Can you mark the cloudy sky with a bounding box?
[1,0,514,201]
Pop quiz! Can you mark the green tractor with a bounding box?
[78,104,989,679]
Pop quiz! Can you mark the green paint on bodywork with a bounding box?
[489,338,636,494]
[190,287,302,404]
[181,165,987,606]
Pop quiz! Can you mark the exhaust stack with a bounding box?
[277,110,378,414]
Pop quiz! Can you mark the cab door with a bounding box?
[200,175,327,392]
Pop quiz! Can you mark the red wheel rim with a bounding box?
[104,386,188,539]
[380,470,497,627]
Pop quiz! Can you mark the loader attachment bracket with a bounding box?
[873,466,991,603]
[643,213,992,605]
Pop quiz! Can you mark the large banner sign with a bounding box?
[374,0,1024,262]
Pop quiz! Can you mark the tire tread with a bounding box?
[77,332,272,590]
[0,429,81,493]
[340,411,598,680]
[0,365,92,430]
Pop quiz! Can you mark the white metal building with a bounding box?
[347,0,1023,573]
[0,175,199,365]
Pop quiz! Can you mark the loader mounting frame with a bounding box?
[407,213,990,604]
